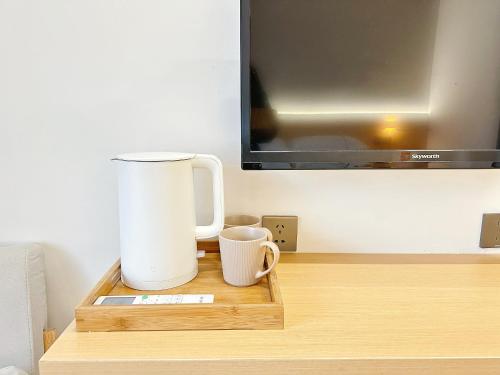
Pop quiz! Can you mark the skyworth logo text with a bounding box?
[411,154,440,160]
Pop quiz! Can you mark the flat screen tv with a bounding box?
[241,0,500,169]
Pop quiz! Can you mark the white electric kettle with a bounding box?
[113,152,224,290]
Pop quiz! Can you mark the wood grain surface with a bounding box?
[74,252,283,331]
[41,253,500,375]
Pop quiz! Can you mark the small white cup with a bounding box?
[224,215,261,229]
[219,226,280,287]
[206,215,261,242]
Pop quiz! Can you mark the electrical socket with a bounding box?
[262,215,298,252]
[480,214,500,248]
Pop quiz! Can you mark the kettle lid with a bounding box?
[113,152,195,162]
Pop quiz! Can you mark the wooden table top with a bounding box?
[40,253,500,375]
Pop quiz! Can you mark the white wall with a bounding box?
[2,0,500,334]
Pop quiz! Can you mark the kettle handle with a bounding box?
[191,154,225,239]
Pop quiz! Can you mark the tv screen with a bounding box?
[241,0,500,169]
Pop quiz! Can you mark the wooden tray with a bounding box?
[75,244,283,331]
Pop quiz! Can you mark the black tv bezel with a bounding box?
[240,0,500,170]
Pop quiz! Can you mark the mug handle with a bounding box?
[261,227,273,242]
[255,241,280,279]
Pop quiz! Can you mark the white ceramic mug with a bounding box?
[219,226,280,287]
[206,215,261,242]
[224,215,261,229]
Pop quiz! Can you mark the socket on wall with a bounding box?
[480,214,500,248]
[262,215,298,252]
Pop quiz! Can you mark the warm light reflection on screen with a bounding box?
[276,110,430,117]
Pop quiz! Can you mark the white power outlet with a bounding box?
[480,213,500,248]
[262,216,298,252]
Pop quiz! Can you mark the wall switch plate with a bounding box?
[262,215,298,252]
[480,214,500,248]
